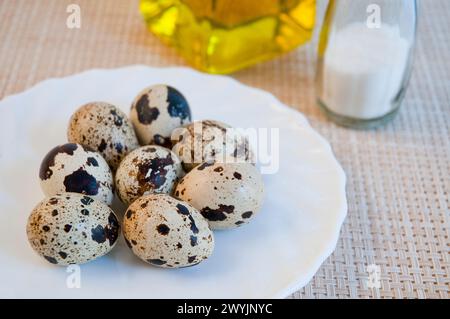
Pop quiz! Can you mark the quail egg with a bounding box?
[130,84,191,147]
[67,102,139,170]
[39,143,114,205]
[171,120,254,171]
[174,162,264,229]
[115,145,184,205]
[123,194,214,268]
[26,193,120,265]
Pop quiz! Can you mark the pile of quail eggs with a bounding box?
[26,84,264,268]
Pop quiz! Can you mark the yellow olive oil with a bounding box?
[140,0,316,73]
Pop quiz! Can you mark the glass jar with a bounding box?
[316,0,417,129]
[140,0,316,74]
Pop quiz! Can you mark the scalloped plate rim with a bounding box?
[0,65,347,298]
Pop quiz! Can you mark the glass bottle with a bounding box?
[316,0,417,129]
[140,0,316,74]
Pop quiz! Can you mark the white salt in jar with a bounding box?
[316,0,417,129]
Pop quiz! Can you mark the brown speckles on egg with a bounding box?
[110,109,124,127]
[67,102,139,170]
[114,143,123,154]
[175,162,264,229]
[156,224,170,235]
[190,235,198,247]
[242,211,253,219]
[63,168,100,196]
[188,256,196,263]
[86,157,98,167]
[176,203,189,215]
[91,225,106,244]
[98,139,107,152]
[188,215,199,234]
[122,194,214,268]
[39,143,78,180]
[126,209,135,219]
[136,153,173,190]
[171,120,254,171]
[130,85,191,146]
[44,256,58,264]
[115,146,184,205]
[39,143,114,205]
[135,94,160,124]
[26,193,120,266]
[200,206,228,221]
[80,196,94,205]
[105,213,120,246]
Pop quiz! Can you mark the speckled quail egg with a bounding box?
[26,193,120,266]
[123,194,214,268]
[130,84,192,147]
[115,145,184,205]
[39,143,114,205]
[171,120,254,171]
[174,162,264,229]
[67,102,139,170]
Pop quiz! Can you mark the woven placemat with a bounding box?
[0,0,448,298]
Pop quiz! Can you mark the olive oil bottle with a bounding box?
[140,0,316,74]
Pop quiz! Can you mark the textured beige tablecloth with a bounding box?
[0,0,448,299]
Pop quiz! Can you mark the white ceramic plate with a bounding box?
[0,66,346,298]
